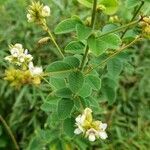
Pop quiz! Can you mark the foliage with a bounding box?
[0,0,150,150]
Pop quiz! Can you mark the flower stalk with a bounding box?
[42,22,64,59]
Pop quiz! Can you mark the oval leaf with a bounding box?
[68,71,84,93]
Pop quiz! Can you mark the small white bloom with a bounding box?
[24,49,33,61]
[74,128,82,135]
[100,123,107,131]
[18,55,25,63]
[99,131,108,139]
[14,43,23,50]
[88,133,96,142]
[42,5,50,17]
[86,128,97,142]
[10,48,20,57]
[29,62,43,76]
[27,13,33,22]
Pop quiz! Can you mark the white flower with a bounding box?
[86,128,98,142]
[24,49,33,61]
[42,5,50,17]
[14,43,23,50]
[29,62,43,76]
[98,122,108,140]
[27,13,33,22]
[10,48,20,57]
[5,43,33,65]
[74,107,108,141]
[99,131,108,139]
[74,128,82,135]
[18,55,25,63]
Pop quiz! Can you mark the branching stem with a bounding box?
[121,0,144,38]
[85,37,141,74]
[80,0,97,70]
[0,115,19,150]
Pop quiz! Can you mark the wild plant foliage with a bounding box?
[0,0,150,149]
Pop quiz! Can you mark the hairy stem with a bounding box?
[0,115,19,150]
[121,0,144,38]
[80,0,97,70]
[85,37,141,74]
[43,23,64,59]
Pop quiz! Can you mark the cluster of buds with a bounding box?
[27,1,50,25]
[139,16,150,38]
[4,43,43,88]
[74,108,108,142]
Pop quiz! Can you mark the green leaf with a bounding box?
[85,97,100,111]
[101,77,118,104]
[68,71,84,93]
[50,77,66,90]
[63,56,80,68]
[63,118,75,138]
[99,0,119,15]
[54,18,81,34]
[107,58,123,78]
[88,34,121,56]
[55,88,73,98]
[40,97,60,112]
[86,75,101,90]
[77,0,93,8]
[125,0,139,8]
[78,83,92,98]
[76,24,92,41]
[27,137,43,150]
[57,98,74,120]
[46,61,71,73]
[65,41,85,54]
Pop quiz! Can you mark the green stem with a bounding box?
[98,20,139,38]
[85,37,141,74]
[43,23,64,59]
[0,115,19,150]
[80,0,97,70]
[42,69,75,77]
[121,0,144,38]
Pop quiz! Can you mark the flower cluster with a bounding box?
[27,1,50,24]
[5,43,33,66]
[4,43,43,88]
[74,108,108,142]
[140,16,150,38]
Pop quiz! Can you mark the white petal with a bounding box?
[14,43,23,50]
[100,123,107,131]
[10,48,20,57]
[24,49,28,55]
[75,115,82,123]
[88,133,96,142]
[99,131,108,140]
[27,14,33,22]
[42,5,50,17]
[74,128,82,135]
[29,62,34,69]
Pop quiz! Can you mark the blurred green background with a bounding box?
[0,0,150,149]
